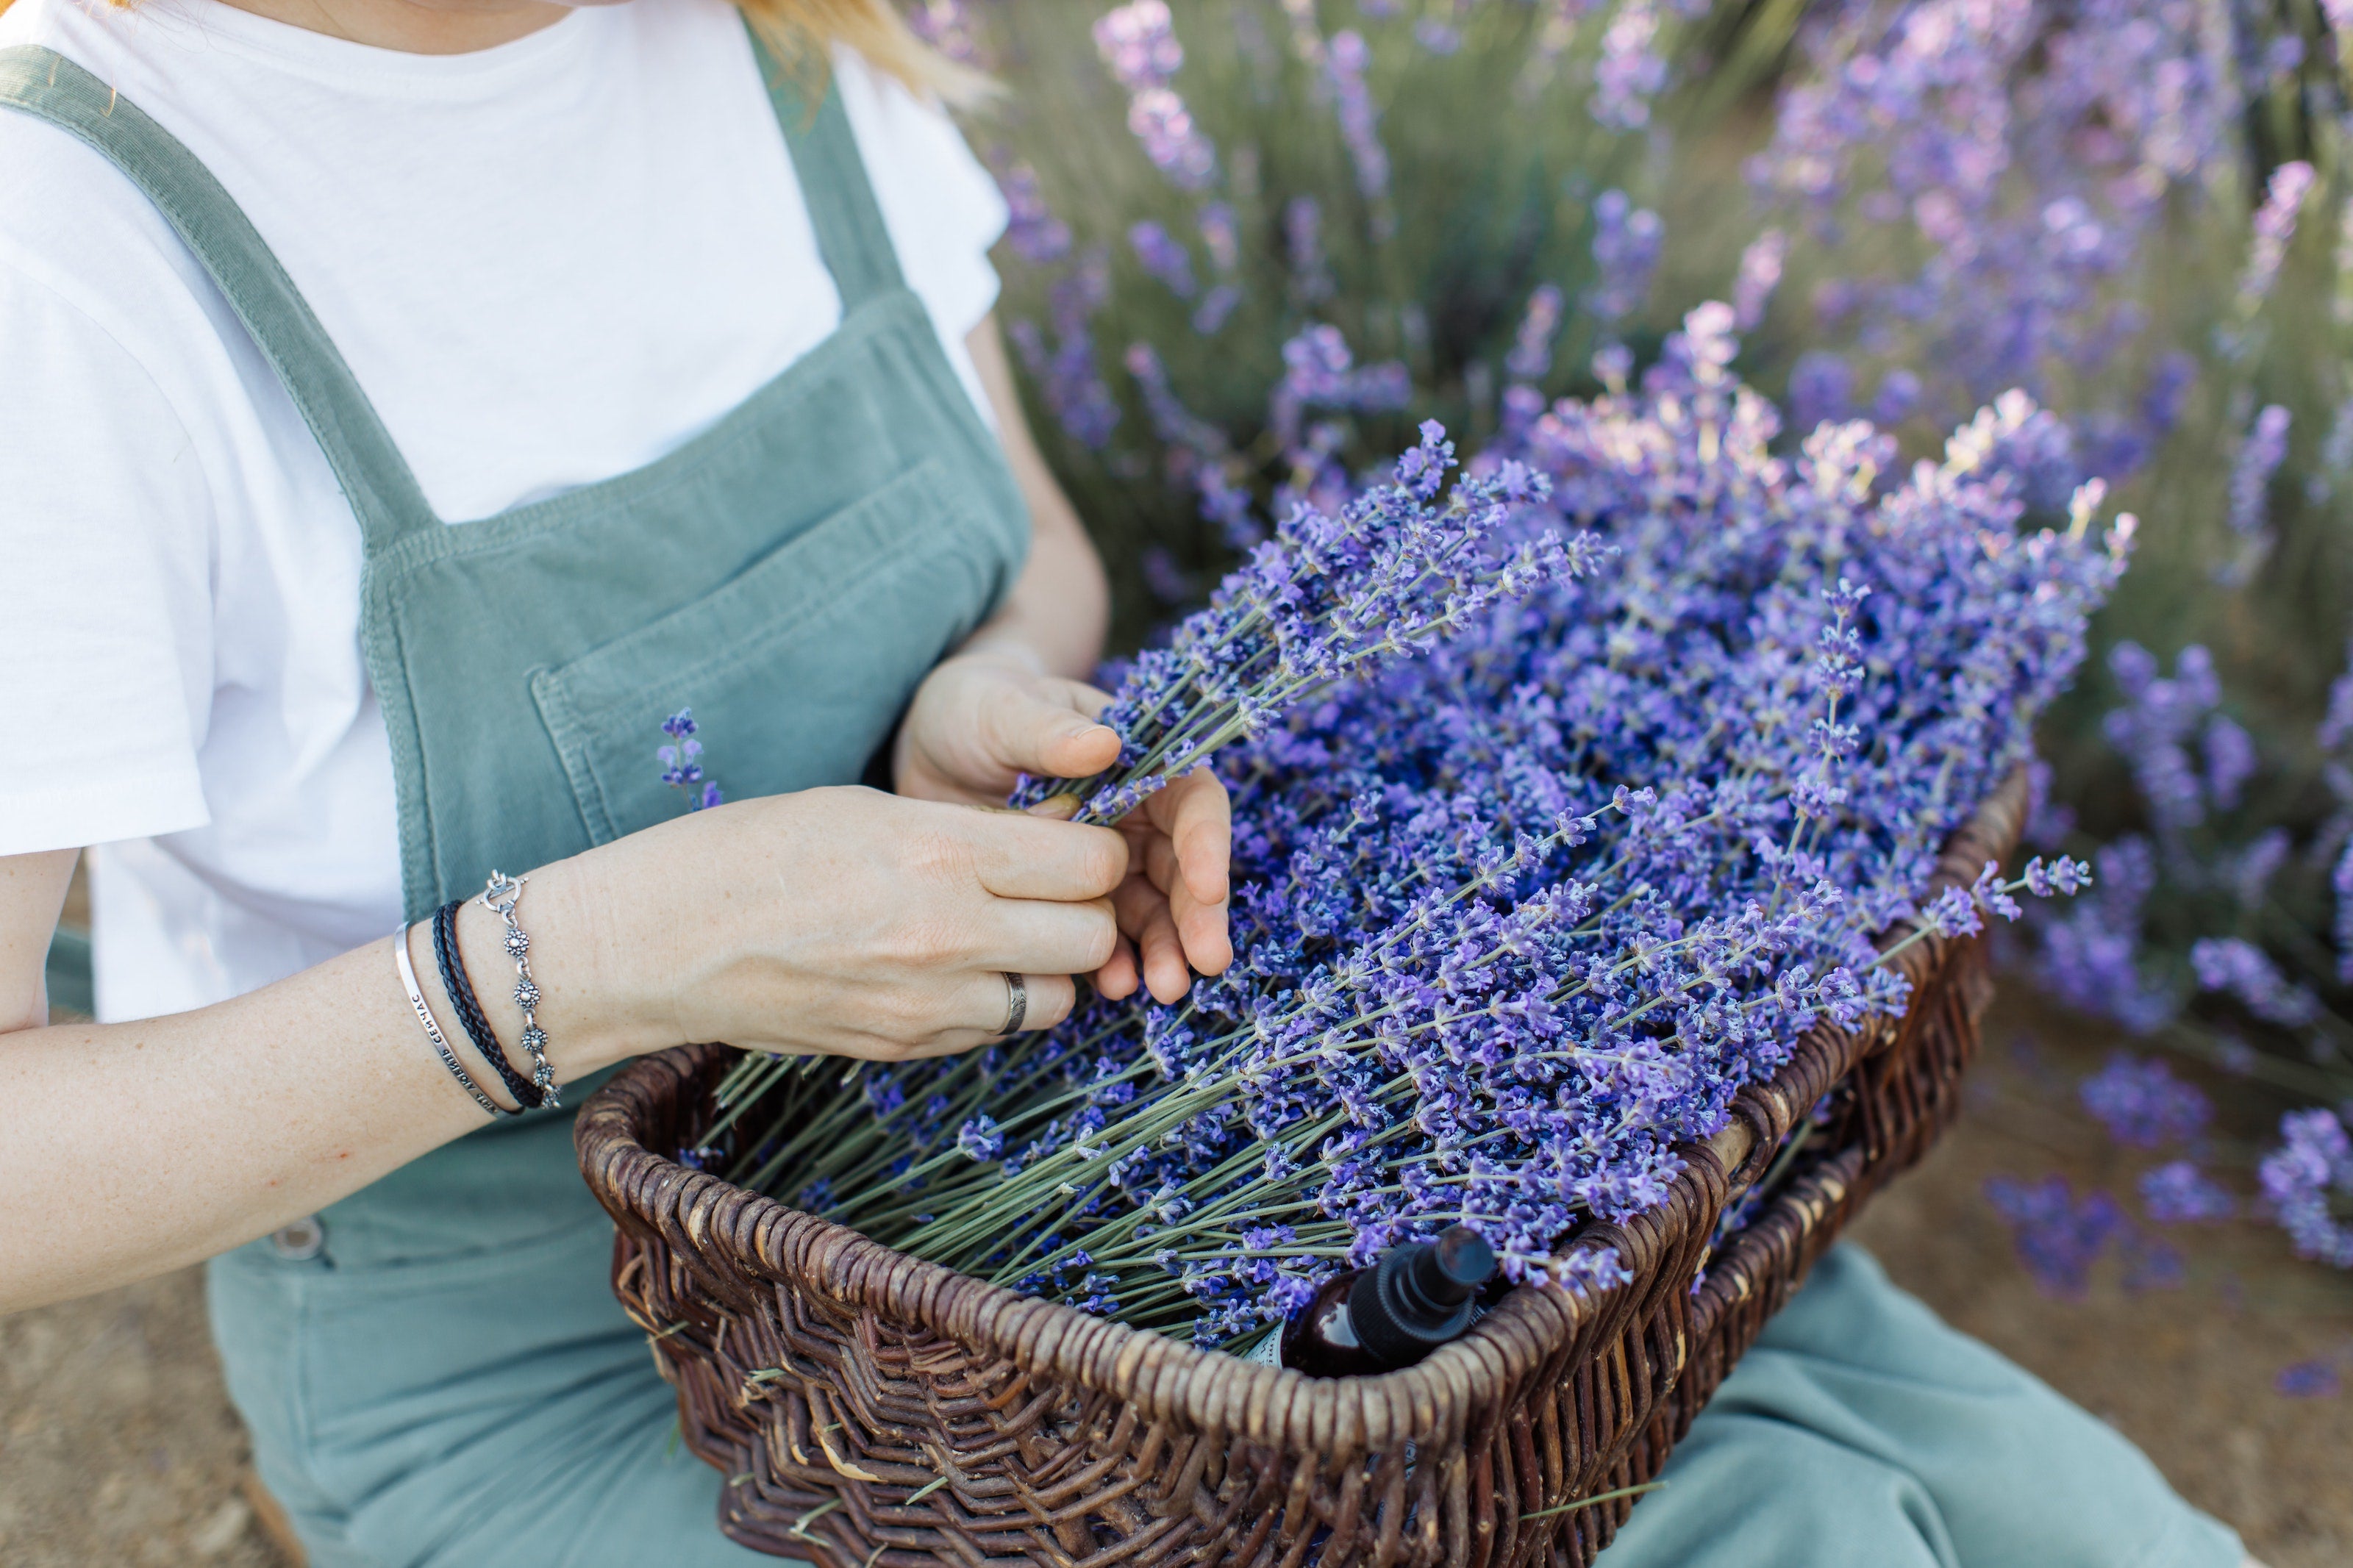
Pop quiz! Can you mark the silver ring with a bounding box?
[999,973,1027,1036]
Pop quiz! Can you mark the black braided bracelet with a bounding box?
[431,898,544,1111]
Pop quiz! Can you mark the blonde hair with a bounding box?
[8,0,988,103]
[735,0,987,104]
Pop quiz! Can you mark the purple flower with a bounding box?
[1094,2,1218,190]
[1788,351,1854,432]
[2102,643,2224,837]
[2139,1160,2234,1224]
[657,709,721,812]
[1587,190,1663,334]
[1010,421,1602,826]
[996,164,1071,266]
[1751,0,2229,473]
[1505,284,1565,386]
[2079,1053,2212,1148]
[2276,1360,2342,1398]
[1268,323,1410,448]
[1127,220,1197,299]
[1009,247,1121,451]
[2217,404,2290,584]
[2028,842,2177,1035]
[905,0,986,66]
[1732,229,1786,331]
[2190,937,2321,1028]
[1285,196,1334,306]
[1985,1174,2124,1298]
[1593,0,1666,130]
[2333,840,2353,986]
[2233,161,2315,331]
[1326,30,1392,208]
[2258,1109,2353,1268]
[956,1114,1004,1162]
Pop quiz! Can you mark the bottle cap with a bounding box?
[1347,1225,1499,1369]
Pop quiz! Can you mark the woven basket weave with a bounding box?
[577,769,2028,1568]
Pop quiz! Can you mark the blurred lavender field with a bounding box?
[926,0,2353,1350]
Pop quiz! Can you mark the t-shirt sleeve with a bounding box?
[0,257,215,855]
[833,49,1011,421]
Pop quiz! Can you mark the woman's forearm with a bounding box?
[0,859,648,1312]
[1,784,1133,1313]
[963,315,1110,681]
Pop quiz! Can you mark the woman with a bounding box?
[0,0,1231,1560]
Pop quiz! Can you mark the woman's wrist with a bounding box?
[433,853,673,1084]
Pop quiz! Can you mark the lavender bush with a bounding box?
[912,0,2353,1294]
[925,0,1768,628]
[712,309,2118,1347]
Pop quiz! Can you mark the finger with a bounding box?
[1142,828,1233,978]
[1065,681,1116,721]
[986,679,1122,782]
[1113,875,1193,1003]
[1173,878,1234,978]
[956,969,1076,1037]
[969,893,1121,978]
[1143,770,1232,908]
[1093,934,1140,1000]
[1137,898,1191,1003]
[958,811,1129,902]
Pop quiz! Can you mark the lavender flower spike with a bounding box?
[2079,1053,2210,1148]
[2257,1109,2353,1269]
[657,708,723,812]
[1011,423,1605,824]
[2216,404,2290,586]
[1095,1,1218,191]
[2139,1161,2233,1225]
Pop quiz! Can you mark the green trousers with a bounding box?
[1596,1247,2243,1568]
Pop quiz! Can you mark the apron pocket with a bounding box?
[530,457,997,845]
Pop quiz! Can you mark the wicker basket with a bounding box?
[576,770,2029,1568]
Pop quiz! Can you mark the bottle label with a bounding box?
[1242,1328,1285,1367]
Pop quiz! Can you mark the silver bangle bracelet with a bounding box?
[394,925,512,1119]
[478,871,558,1109]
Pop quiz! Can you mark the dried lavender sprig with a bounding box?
[1010,422,1604,825]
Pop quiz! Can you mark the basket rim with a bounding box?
[578,767,2029,1453]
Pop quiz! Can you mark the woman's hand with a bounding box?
[551,784,1129,1067]
[894,648,1232,1004]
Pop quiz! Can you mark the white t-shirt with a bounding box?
[0,0,1009,1021]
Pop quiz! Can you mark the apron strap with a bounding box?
[0,47,442,551]
[747,25,907,312]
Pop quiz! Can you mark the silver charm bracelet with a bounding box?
[478,871,559,1109]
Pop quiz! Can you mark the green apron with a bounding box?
[1,34,1025,1567]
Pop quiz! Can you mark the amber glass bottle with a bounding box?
[1275,1225,1498,1378]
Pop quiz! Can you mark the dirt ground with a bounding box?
[2,985,2345,1566]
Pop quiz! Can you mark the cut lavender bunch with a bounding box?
[711,315,2124,1349]
[1010,421,1604,824]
